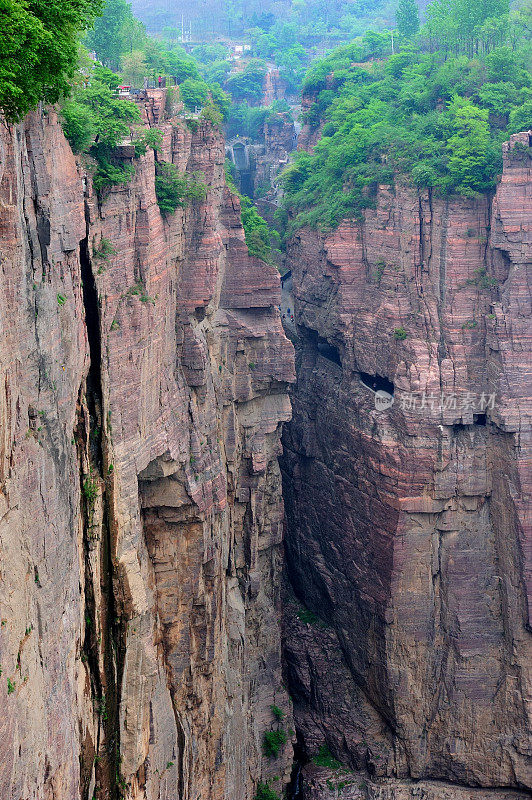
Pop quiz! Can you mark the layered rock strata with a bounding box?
[0,93,294,799]
[282,132,532,797]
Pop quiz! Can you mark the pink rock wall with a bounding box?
[0,96,295,799]
[282,133,531,796]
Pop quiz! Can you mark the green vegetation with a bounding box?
[0,0,103,122]
[255,782,280,800]
[425,0,515,55]
[154,162,207,215]
[225,162,279,263]
[249,22,307,93]
[262,729,287,759]
[84,0,229,121]
[83,471,98,527]
[394,327,408,340]
[92,237,117,261]
[396,0,420,39]
[312,744,343,770]
[127,281,156,304]
[132,128,163,156]
[86,0,139,70]
[179,78,210,111]
[240,196,277,262]
[133,0,394,49]
[281,0,532,233]
[467,266,498,289]
[61,67,143,191]
[226,99,292,142]
[7,677,16,695]
[83,473,98,504]
[270,704,285,722]
[98,693,108,721]
[296,605,329,627]
[225,60,268,102]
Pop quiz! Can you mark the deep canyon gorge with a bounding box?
[0,83,530,800]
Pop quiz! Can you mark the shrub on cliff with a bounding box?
[0,0,103,122]
[224,161,280,263]
[255,783,280,800]
[262,729,287,758]
[312,744,343,769]
[61,102,97,152]
[64,77,141,150]
[154,162,207,215]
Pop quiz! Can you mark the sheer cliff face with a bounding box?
[0,99,294,799]
[282,133,532,796]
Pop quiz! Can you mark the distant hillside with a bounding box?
[131,0,394,39]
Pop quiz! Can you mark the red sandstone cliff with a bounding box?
[262,69,289,107]
[0,95,295,799]
[282,133,532,798]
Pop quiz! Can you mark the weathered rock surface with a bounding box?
[282,132,532,797]
[0,93,294,799]
[262,69,289,106]
[299,764,532,800]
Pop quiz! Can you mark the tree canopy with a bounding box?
[281,0,532,233]
[85,0,133,70]
[0,0,103,122]
[396,0,420,38]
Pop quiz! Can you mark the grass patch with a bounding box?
[313,744,343,770]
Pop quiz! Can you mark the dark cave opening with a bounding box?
[303,326,342,366]
[359,371,395,395]
[452,413,488,431]
[317,338,342,366]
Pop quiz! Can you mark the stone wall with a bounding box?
[282,133,532,797]
[0,94,295,799]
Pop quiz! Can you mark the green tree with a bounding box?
[179,78,209,111]
[60,74,142,191]
[508,96,532,132]
[61,101,96,151]
[121,50,147,86]
[396,0,420,37]
[444,96,493,193]
[425,0,510,53]
[93,64,120,88]
[225,61,267,102]
[204,60,231,85]
[209,83,230,120]
[154,162,206,214]
[0,0,103,122]
[85,0,134,70]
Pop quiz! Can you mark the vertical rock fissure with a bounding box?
[78,230,122,800]
[439,198,449,304]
